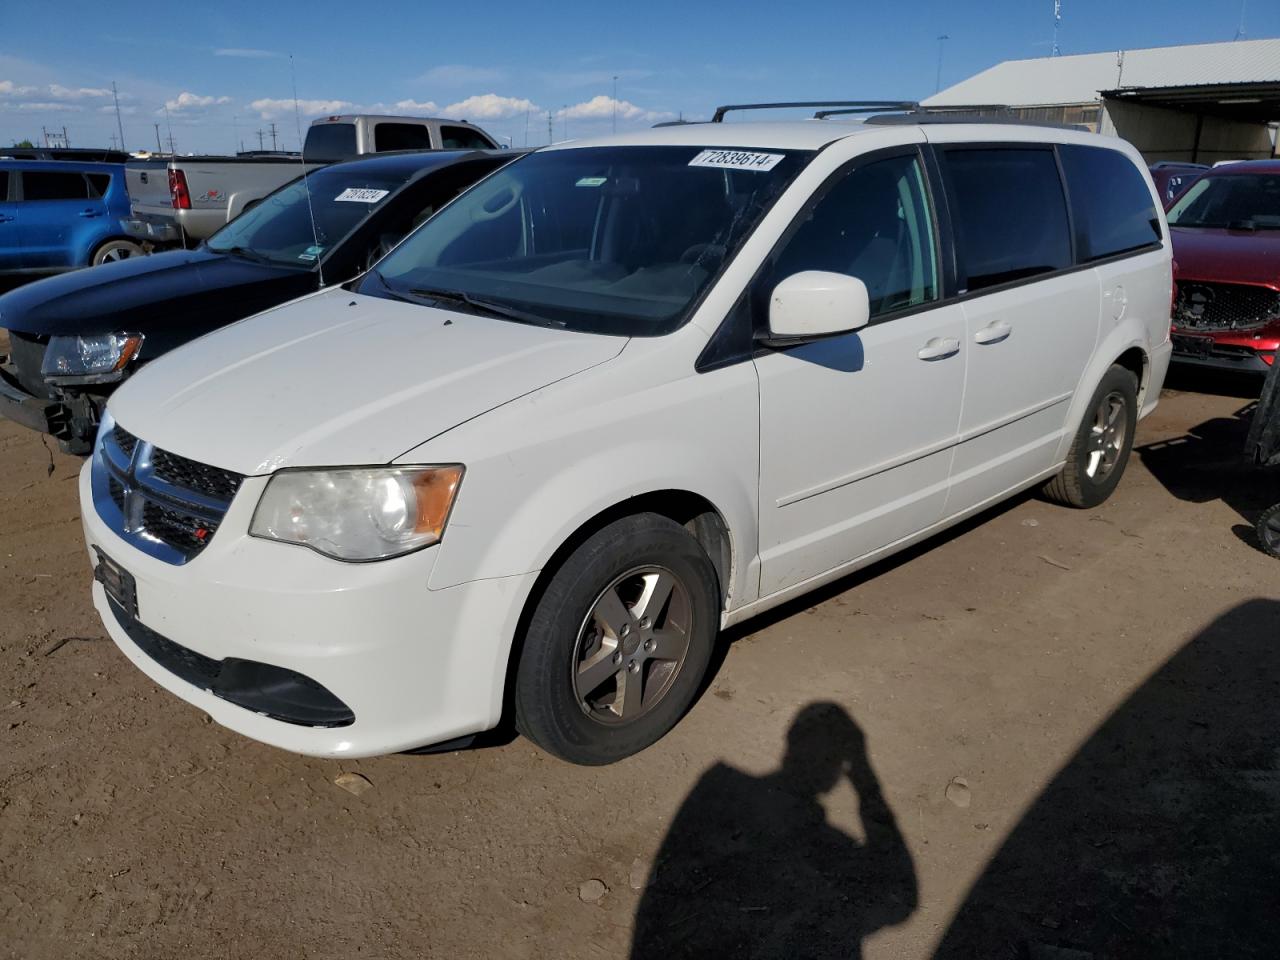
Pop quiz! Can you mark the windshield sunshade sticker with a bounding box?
[334,187,390,203]
[688,150,784,172]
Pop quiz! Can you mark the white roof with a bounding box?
[547,120,868,152]
[924,37,1280,108]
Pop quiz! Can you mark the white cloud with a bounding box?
[0,80,38,97]
[98,104,138,115]
[48,83,111,100]
[250,97,354,120]
[443,93,538,120]
[163,91,233,113]
[392,98,439,114]
[418,64,505,86]
[16,101,83,112]
[213,47,283,59]
[0,80,112,102]
[556,95,672,124]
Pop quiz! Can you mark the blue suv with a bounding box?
[0,161,142,275]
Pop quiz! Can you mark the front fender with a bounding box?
[409,349,762,613]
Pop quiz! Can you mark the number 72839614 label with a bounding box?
[688,149,784,172]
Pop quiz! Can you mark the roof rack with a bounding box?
[711,100,918,122]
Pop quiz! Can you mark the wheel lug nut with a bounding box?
[644,639,655,652]
[628,660,639,672]
[612,652,622,664]
[619,624,630,637]
[639,617,651,629]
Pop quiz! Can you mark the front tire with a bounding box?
[514,513,720,765]
[1043,364,1139,508]
[1257,503,1280,559]
[91,239,144,266]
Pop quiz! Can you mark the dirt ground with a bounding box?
[1,368,1278,960]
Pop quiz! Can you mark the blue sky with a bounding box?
[1,0,1275,153]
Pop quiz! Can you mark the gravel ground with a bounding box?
[1,368,1277,959]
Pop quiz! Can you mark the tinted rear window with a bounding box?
[943,147,1072,292]
[1060,145,1161,261]
[86,172,111,198]
[303,123,358,162]
[440,126,494,149]
[375,123,434,152]
[0,171,8,201]
[21,171,90,201]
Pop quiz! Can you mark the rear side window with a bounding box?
[942,147,1071,292]
[20,171,91,201]
[440,126,495,150]
[1059,145,1161,261]
[86,173,111,198]
[375,123,434,152]
[303,123,358,162]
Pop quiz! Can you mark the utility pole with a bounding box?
[41,126,48,147]
[62,126,69,148]
[111,80,127,152]
[165,130,176,155]
[562,105,568,141]
[154,123,162,153]
[268,121,279,152]
[1052,0,1062,56]
[612,75,618,133]
[109,133,118,150]
[1234,0,1248,40]
[547,111,553,144]
[256,128,266,151]
[935,35,950,93]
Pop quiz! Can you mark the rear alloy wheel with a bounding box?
[1043,365,1139,508]
[92,239,144,266]
[514,513,719,765]
[1257,503,1280,559]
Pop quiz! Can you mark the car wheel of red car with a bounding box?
[1043,364,1139,509]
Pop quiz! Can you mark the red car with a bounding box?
[1168,160,1280,374]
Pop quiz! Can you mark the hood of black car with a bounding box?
[0,249,310,337]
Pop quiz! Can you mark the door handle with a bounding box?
[974,321,1012,345]
[79,209,102,218]
[917,337,960,361]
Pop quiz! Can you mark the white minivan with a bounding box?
[81,111,1173,765]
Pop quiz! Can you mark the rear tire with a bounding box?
[1257,503,1280,559]
[514,513,720,765]
[91,239,144,266]
[1043,364,1139,508]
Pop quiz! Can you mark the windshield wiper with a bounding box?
[408,286,562,328]
[216,245,273,265]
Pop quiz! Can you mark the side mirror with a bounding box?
[762,271,870,346]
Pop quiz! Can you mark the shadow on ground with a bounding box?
[630,702,917,959]
[934,599,1280,959]
[1136,388,1276,550]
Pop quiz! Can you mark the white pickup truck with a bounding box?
[126,115,500,245]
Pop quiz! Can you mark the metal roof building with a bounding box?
[923,38,1280,162]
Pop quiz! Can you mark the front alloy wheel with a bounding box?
[514,513,719,765]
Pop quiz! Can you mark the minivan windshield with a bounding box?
[206,169,403,267]
[1167,171,1280,229]
[361,145,812,336]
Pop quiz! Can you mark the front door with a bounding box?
[754,150,965,597]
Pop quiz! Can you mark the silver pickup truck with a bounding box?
[124,152,318,244]
[126,115,499,245]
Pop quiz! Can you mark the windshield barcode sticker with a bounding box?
[689,150,784,172]
[334,187,390,203]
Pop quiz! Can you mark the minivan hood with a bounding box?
[0,249,308,337]
[108,288,627,474]
[1170,226,1280,286]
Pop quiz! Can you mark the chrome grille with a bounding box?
[1173,281,1280,333]
[91,419,244,565]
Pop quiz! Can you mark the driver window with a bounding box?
[768,153,939,318]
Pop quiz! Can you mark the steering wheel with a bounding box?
[470,181,523,222]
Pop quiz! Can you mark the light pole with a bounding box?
[612,75,618,133]
[935,35,950,94]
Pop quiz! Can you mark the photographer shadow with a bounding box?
[630,702,916,959]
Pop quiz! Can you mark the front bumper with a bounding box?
[80,462,538,758]
[1170,329,1278,375]
[0,370,61,435]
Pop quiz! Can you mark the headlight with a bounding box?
[42,332,143,384]
[249,466,464,561]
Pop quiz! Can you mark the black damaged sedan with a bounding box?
[0,148,516,453]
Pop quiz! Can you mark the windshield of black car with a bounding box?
[206,170,403,266]
[1167,172,1280,229]
[359,145,812,336]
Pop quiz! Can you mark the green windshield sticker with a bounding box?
[575,176,608,187]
